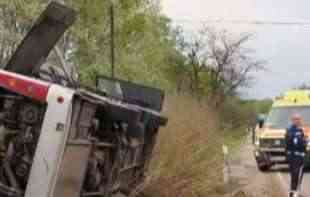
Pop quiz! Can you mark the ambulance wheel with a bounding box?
[257,163,271,172]
[255,151,272,172]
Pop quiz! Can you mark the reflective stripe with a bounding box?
[294,152,305,157]
[297,164,304,192]
[287,151,305,157]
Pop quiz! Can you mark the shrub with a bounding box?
[141,94,224,197]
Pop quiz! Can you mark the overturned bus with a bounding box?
[0,2,167,197]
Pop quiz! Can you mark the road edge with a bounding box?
[276,172,289,196]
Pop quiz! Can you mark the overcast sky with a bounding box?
[161,0,310,99]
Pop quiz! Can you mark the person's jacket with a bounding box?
[285,125,307,155]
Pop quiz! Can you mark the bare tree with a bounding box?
[295,83,310,90]
[205,28,265,97]
[175,27,265,104]
[173,27,207,95]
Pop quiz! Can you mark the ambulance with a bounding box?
[254,90,310,171]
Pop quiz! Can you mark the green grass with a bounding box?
[223,127,248,153]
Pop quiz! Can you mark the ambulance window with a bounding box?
[265,106,310,129]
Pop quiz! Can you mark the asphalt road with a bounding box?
[275,165,310,196]
[227,136,310,196]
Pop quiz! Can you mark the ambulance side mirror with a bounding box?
[258,119,264,129]
[257,114,266,129]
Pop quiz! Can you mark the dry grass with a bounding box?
[140,95,225,197]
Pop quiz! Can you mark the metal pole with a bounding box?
[110,4,115,78]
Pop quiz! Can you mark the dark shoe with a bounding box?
[289,191,296,197]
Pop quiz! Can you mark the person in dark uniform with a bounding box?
[285,114,307,197]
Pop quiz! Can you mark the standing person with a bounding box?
[285,114,307,197]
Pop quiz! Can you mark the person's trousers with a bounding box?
[288,154,304,191]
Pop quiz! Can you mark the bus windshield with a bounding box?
[265,106,310,129]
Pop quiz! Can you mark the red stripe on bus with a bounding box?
[0,71,50,102]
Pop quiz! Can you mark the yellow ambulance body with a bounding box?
[254,90,310,171]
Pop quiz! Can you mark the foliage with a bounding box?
[248,99,273,114]
[65,0,177,88]
[0,0,32,65]
[0,0,177,89]
[142,95,224,197]
[219,98,272,130]
[0,1,264,101]
[169,26,265,104]
[295,82,310,90]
